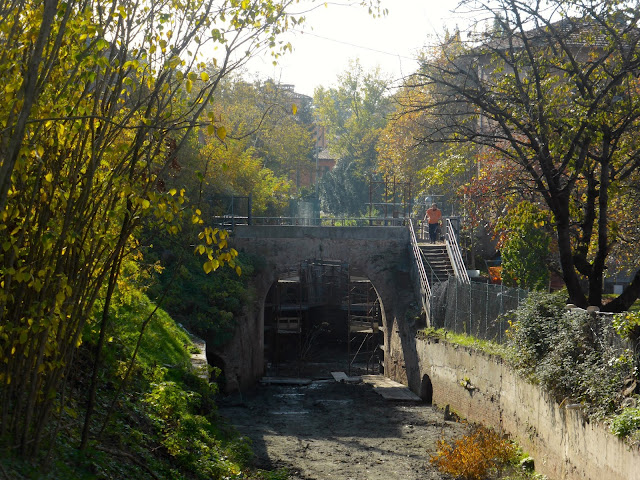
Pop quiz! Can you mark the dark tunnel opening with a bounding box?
[263,259,384,378]
[420,374,433,404]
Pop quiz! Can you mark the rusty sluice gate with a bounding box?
[264,259,383,377]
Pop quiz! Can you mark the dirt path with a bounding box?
[219,379,466,480]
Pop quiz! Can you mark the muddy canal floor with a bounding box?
[219,379,466,479]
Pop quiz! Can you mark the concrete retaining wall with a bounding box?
[392,336,640,480]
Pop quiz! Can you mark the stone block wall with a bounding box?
[229,225,414,393]
[390,335,640,480]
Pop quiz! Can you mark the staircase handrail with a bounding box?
[445,218,470,284]
[408,220,431,323]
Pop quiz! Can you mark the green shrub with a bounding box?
[613,311,640,339]
[613,311,640,372]
[144,230,256,346]
[506,292,566,372]
[610,408,640,439]
[507,292,634,418]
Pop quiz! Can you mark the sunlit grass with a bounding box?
[419,327,511,359]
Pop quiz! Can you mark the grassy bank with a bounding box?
[0,286,286,480]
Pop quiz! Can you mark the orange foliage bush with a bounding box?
[430,425,516,480]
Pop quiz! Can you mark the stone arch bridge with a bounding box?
[210,225,421,393]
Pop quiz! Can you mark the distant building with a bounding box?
[316,147,336,181]
[278,83,312,110]
[288,121,338,187]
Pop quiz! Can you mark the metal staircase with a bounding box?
[418,243,455,285]
[409,218,469,326]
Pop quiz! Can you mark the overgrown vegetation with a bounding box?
[0,0,301,458]
[420,327,510,359]
[505,293,635,420]
[610,407,640,444]
[142,225,257,346]
[1,280,287,479]
[430,425,541,480]
[426,290,640,444]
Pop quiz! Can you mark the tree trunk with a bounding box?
[0,0,59,210]
[603,269,640,312]
[556,214,587,307]
[79,243,125,451]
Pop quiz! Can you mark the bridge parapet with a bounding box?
[233,225,408,241]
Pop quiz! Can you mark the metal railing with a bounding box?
[445,218,470,284]
[211,215,250,229]
[409,220,432,324]
[212,215,411,228]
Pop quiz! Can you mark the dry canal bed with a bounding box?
[219,377,466,479]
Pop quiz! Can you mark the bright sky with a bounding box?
[244,0,465,97]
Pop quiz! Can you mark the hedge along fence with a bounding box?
[430,279,637,358]
[429,277,528,344]
[428,287,639,422]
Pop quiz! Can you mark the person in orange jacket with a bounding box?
[423,203,442,243]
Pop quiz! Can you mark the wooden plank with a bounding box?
[349,327,374,333]
[331,371,362,383]
[260,377,312,386]
[361,375,422,401]
[331,371,348,382]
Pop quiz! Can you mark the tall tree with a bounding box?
[495,200,552,290]
[314,60,392,215]
[402,0,640,311]
[220,79,315,187]
[378,40,476,203]
[0,0,310,456]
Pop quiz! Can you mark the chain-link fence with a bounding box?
[429,278,640,360]
[430,277,529,344]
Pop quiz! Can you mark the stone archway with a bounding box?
[208,225,416,392]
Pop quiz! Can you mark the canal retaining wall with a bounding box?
[389,334,640,480]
